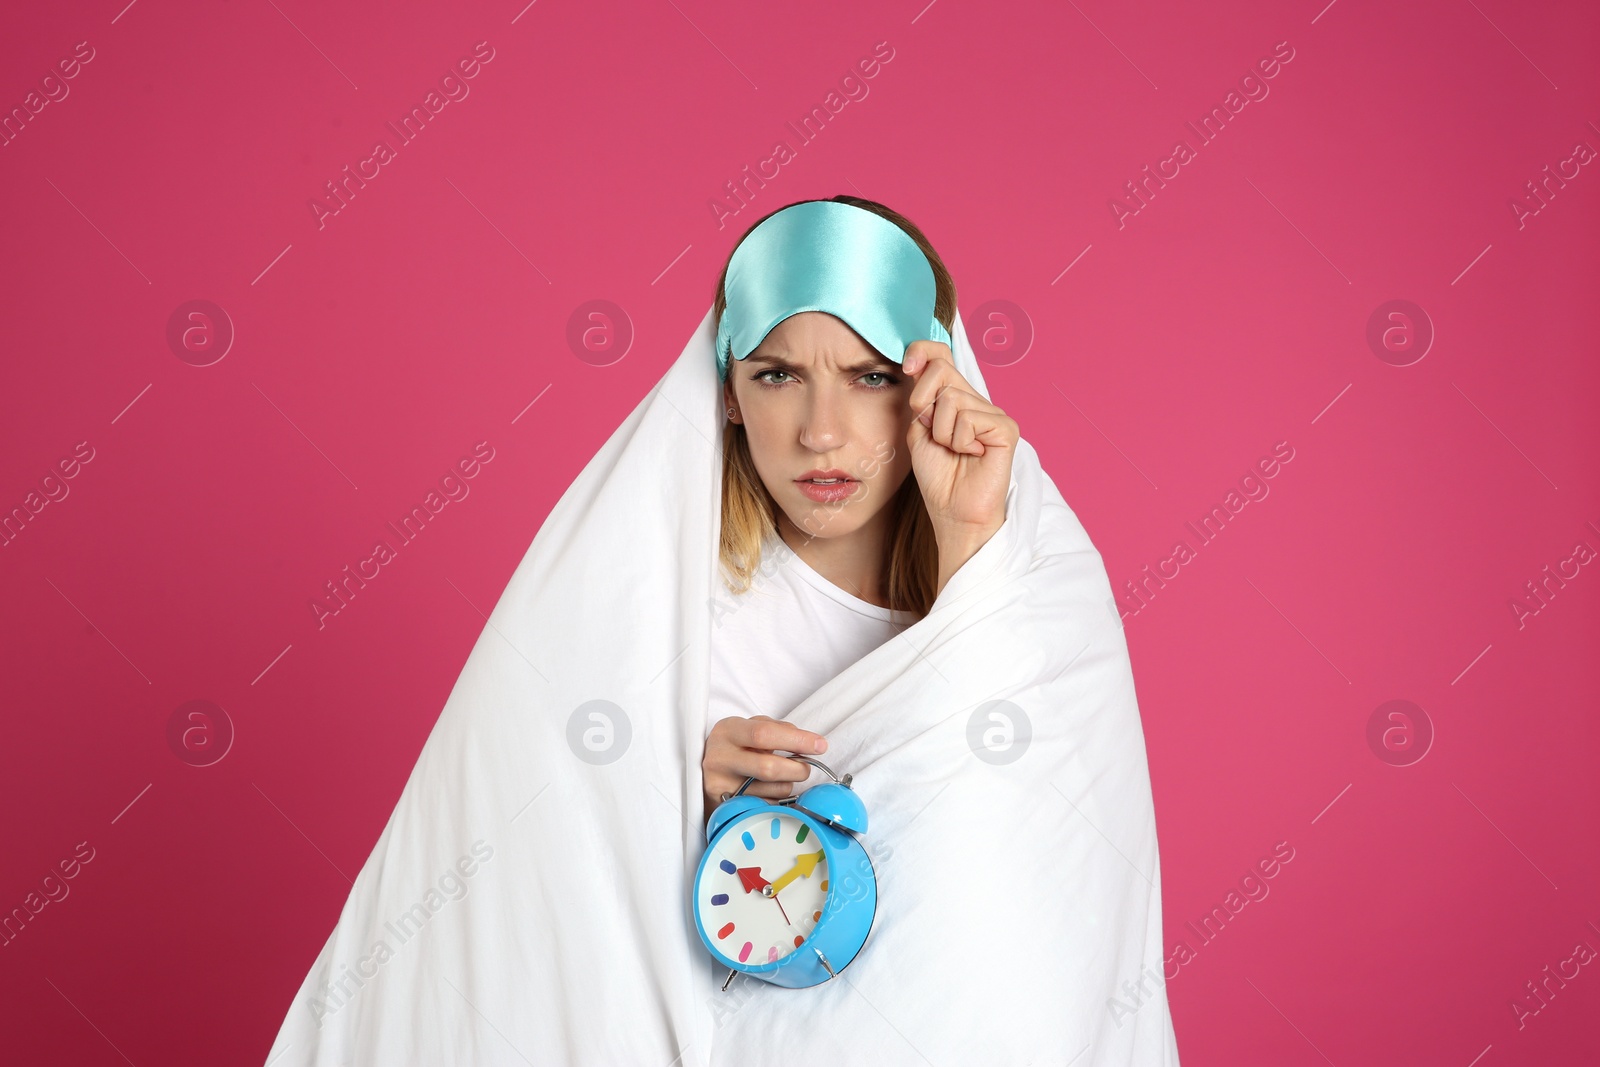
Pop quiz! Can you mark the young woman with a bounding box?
[700,195,1019,816]
[267,192,1179,1067]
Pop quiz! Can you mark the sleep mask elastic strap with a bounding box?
[715,200,951,382]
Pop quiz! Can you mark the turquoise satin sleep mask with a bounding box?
[715,199,951,382]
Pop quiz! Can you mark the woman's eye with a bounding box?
[752,370,898,389]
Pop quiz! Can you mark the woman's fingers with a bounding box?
[930,387,995,455]
[903,339,953,378]
[904,340,963,418]
[734,714,828,755]
[703,752,801,801]
[703,713,828,803]
[706,734,815,785]
[731,747,815,783]
[904,342,1005,455]
[909,385,1009,462]
[708,774,795,801]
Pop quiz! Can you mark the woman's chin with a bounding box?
[783,501,883,543]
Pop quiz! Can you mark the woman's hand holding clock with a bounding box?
[702,714,828,826]
[903,340,1019,597]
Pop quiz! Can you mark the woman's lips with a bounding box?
[795,476,859,503]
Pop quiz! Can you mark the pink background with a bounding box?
[2,0,1596,1063]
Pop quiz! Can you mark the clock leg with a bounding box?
[813,949,837,979]
[721,968,739,992]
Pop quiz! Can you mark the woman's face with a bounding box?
[723,311,914,542]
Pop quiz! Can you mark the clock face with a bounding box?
[697,810,831,967]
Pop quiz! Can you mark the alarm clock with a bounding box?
[692,756,878,990]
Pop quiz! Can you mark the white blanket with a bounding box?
[265,306,1181,1066]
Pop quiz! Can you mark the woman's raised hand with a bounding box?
[903,340,1018,589]
[702,714,828,820]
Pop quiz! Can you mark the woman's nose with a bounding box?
[798,395,845,451]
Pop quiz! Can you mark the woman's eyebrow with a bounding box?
[744,353,899,376]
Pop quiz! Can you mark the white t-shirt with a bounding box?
[707,531,916,740]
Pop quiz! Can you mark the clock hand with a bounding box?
[769,849,825,895]
[734,866,793,924]
[736,866,771,894]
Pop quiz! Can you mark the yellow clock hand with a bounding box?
[770,849,825,895]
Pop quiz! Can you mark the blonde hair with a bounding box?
[713,195,957,618]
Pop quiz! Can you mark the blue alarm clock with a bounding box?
[692,756,878,990]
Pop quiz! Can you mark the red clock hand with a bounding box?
[737,866,789,924]
[736,866,770,894]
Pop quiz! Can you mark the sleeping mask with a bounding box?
[715,199,952,382]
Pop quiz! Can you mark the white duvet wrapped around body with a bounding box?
[265,307,1181,1067]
